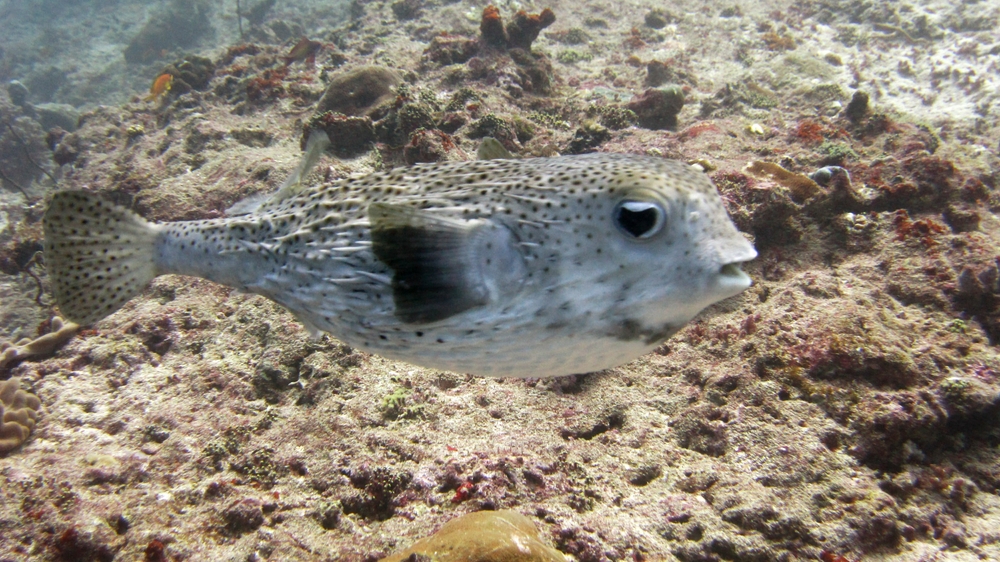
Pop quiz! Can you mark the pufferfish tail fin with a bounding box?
[43,191,161,325]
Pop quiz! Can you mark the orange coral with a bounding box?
[480,5,555,50]
[507,8,556,49]
[480,5,507,47]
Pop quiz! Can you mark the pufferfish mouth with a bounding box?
[720,263,745,277]
[718,262,753,289]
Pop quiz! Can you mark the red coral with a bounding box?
[908,155,956,194]
[219,64,247,77]
[847,161,888,193]
[893,210,946,246]
[792,119,824,144]
[451,480,474,503]
[246,67,287,103]
[220,43,261,66]
[960,177,989,203]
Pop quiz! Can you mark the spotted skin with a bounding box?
[44,153,756,377]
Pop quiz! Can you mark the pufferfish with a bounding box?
[43,134,756,378]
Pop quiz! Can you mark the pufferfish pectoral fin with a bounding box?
[369,203,527,325]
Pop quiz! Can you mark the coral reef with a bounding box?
[844,90,870,123]
[565,121,611,154]
[403,129,465,165]
[0,377,41,455]
[645,60,698,88]
[423,34,480,66]
[480,6,509,49]
[745,160,824,203]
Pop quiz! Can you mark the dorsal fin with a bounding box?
[227,130,331,215]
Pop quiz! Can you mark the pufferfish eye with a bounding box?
[613,200,666,239]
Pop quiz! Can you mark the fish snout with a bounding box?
[714,234,757,267]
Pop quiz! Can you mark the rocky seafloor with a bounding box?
[1,0,1000,560]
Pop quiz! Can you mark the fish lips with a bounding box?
[715,247,757,297]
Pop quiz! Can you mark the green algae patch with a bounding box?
[382,387,423,421]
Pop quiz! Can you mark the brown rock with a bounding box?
[626,86,685,130]
[379,510,566,562]
[303,112,377,156]
[315,66,403,118]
